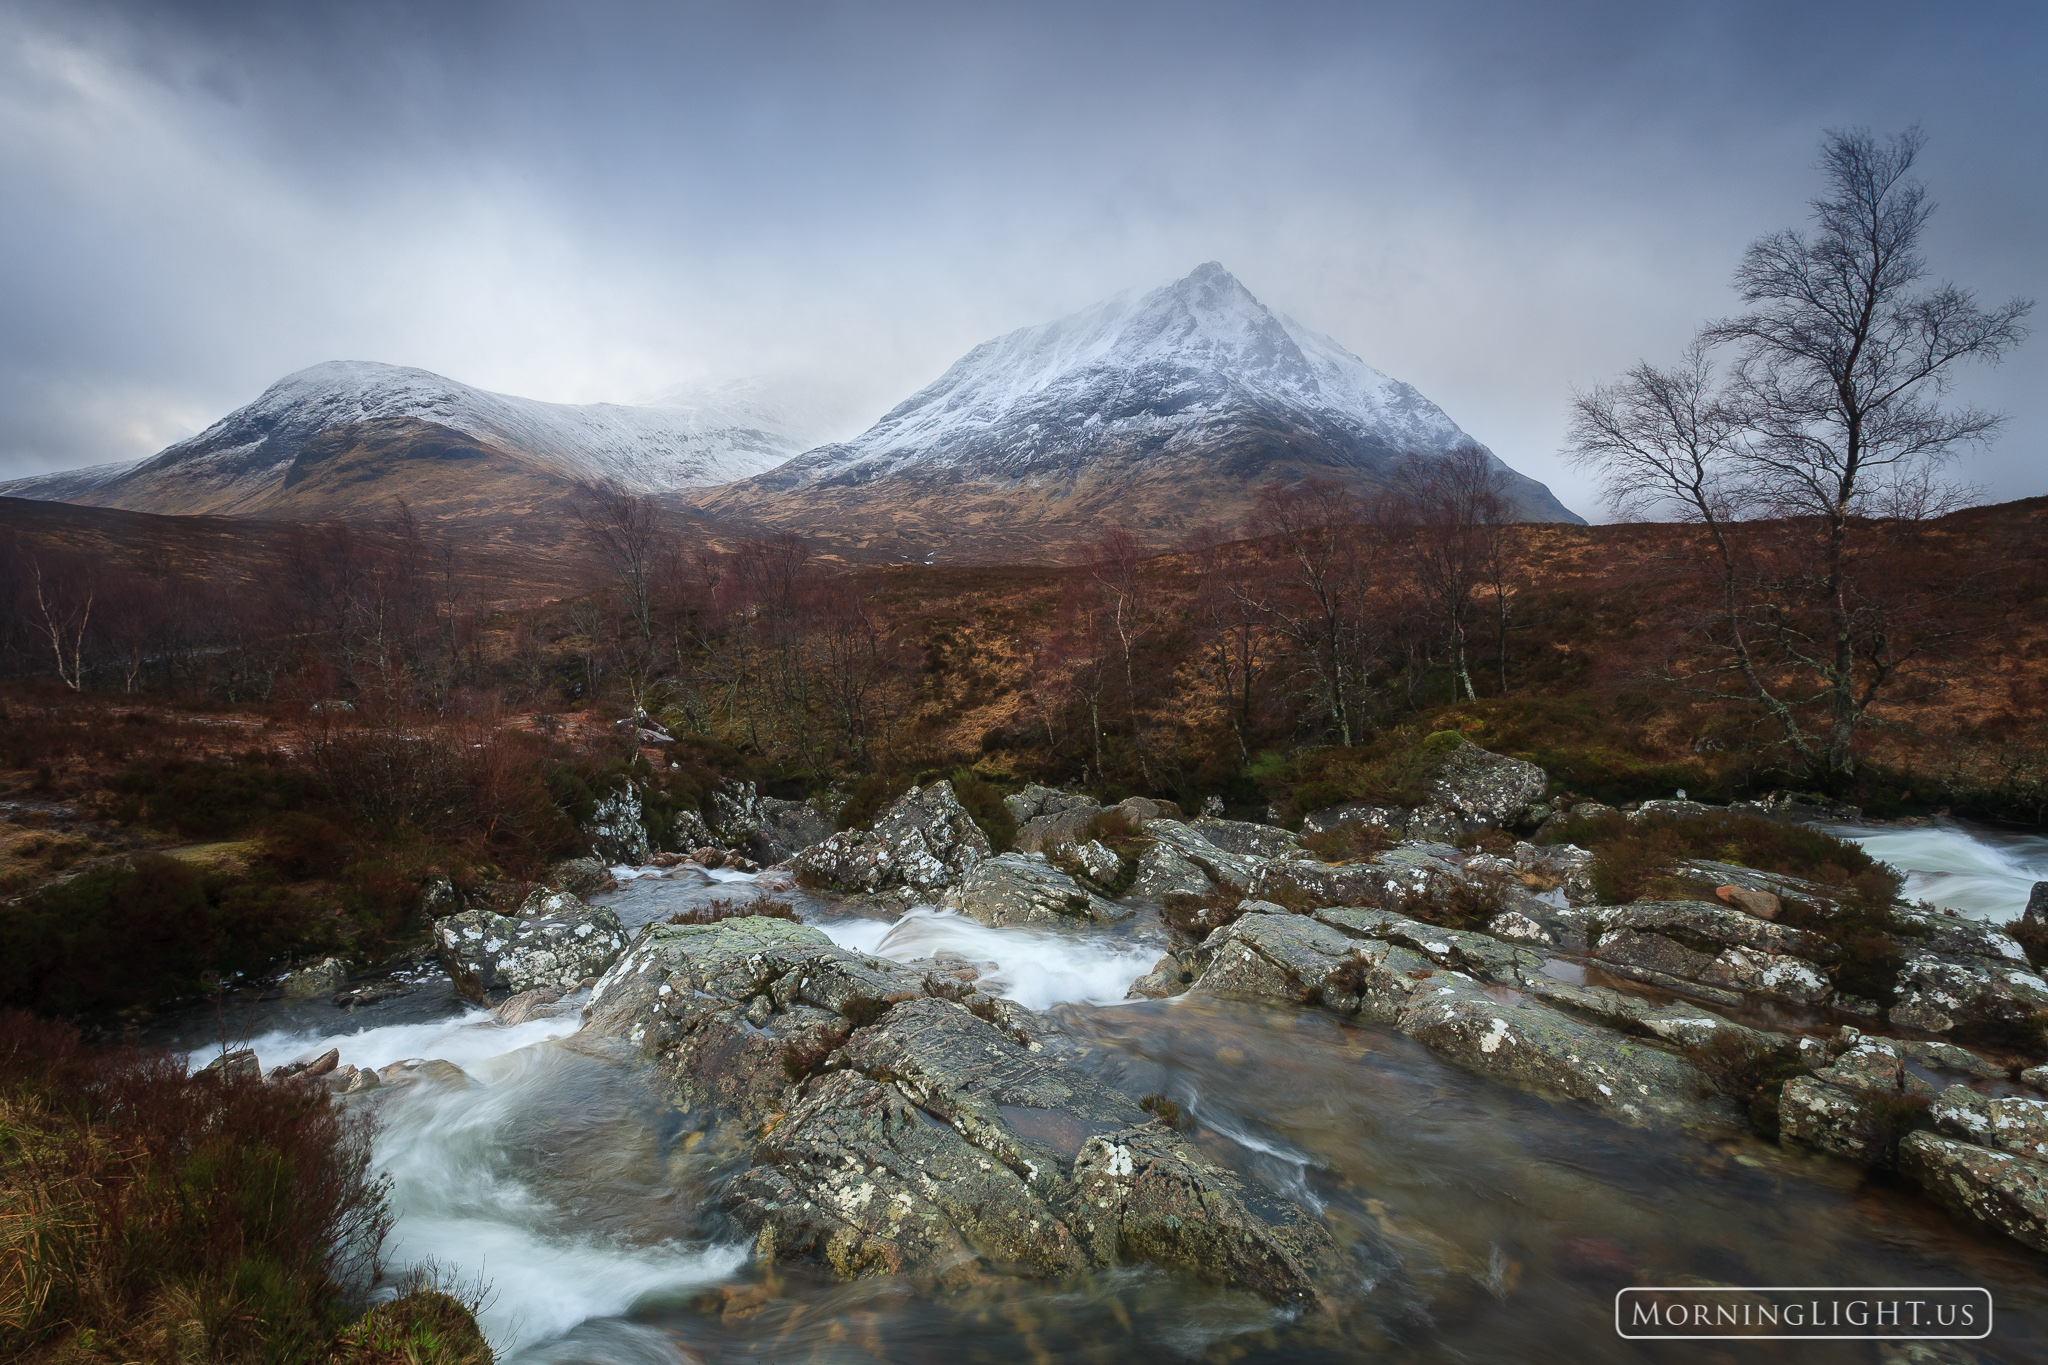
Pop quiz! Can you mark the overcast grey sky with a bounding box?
[2,0,2042,517]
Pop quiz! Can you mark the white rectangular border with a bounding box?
[1614,1286,1994,1340]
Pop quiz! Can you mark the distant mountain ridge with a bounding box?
[700,263,1581,558]
[2,266,1581,559]
[0,361,828,517]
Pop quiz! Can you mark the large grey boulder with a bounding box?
[1428,739,1548,826]
[708,781,834,864]
[788,781,993,896]
[581,917,1359,1304]
[1006,786,1102,852]
[434,895,627,1001]
[938,853,1130,926]
[2027,881,2048,929]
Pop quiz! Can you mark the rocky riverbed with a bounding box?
[185,748,2048,1361]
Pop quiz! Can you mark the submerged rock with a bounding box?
[789,781,993,896]
[938,853,1130,926]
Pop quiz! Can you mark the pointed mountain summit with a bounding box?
[701,263,1581,558]
[0,361,828,520]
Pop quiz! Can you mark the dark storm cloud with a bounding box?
[2,0,2042,514]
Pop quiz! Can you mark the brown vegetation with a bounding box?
[0,1011,390,1362]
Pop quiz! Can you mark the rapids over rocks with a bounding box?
[166,793,2048,1363]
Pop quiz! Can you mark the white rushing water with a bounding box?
[1826,820,2048,923]
[199,1009,743,1358]
[815,906,1166,1010]
[195,889,1167,1357]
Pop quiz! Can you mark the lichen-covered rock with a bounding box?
[1300,803,1408,840]
[1007,786,1102,852]
[1888,952,2048,1039]
[1778,1076,1888,1163]
[585,783,650,865]
[704,782,834,864]
[2027,881,2048,929]
[939,853,1130,926]
[1071,1123,1360,1307]
[1072,839,1121,884]
[1142,821,1267,891]
[1929,1085,2048,1162]
[1427,739,1549,826]
[789,781,993,896]
[1590,901,1832,1007]
[585,922,1356,1304]
[434,896,627,1001]
[1129,843,1211,902]
[1899,1131,2048,1252]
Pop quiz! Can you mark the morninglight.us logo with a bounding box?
[1615,1287,1993,1340]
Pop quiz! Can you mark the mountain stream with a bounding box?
[165,824,2048,1362]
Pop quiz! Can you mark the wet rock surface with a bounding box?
[581,915,1359,1303]
[1186,909,1713,1125]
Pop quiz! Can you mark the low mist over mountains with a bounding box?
[1,266,1582,558]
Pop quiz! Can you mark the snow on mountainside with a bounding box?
[797,261,1475,481]
[706,262,1582,547]
[0,362,832,518]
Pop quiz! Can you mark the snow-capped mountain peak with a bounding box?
[790,262,1484,486]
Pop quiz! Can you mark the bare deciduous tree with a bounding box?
[1392,446,1511,703]
[1569,126,2032,780]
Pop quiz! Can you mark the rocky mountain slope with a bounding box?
[700,263,1582,560]
[0,362,829,519]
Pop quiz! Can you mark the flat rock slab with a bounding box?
[1187,911,1711,1125]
